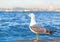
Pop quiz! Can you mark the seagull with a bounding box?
[26,13,55,42]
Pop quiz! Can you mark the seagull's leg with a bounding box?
[33,34,38,42]
[36,34,38,40]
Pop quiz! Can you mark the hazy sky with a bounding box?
[0,0,60,8]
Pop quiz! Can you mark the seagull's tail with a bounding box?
[46,30,56,35]
[49,30,56,35]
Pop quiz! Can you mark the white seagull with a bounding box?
[27,13,55,42]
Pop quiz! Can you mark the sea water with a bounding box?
[0,11,60,42]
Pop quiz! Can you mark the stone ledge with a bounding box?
[14,38,60,42]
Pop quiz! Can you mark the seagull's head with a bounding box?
[26,13,35,18]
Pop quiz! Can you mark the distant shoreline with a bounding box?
[0,7,60,12]
[0,11,60,12]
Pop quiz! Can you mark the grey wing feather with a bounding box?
[30,24,47,34]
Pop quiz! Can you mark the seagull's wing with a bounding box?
[30,24,53,34]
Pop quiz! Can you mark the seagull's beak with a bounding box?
[26,14,29,16]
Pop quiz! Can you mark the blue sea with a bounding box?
[0,11,60,42]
